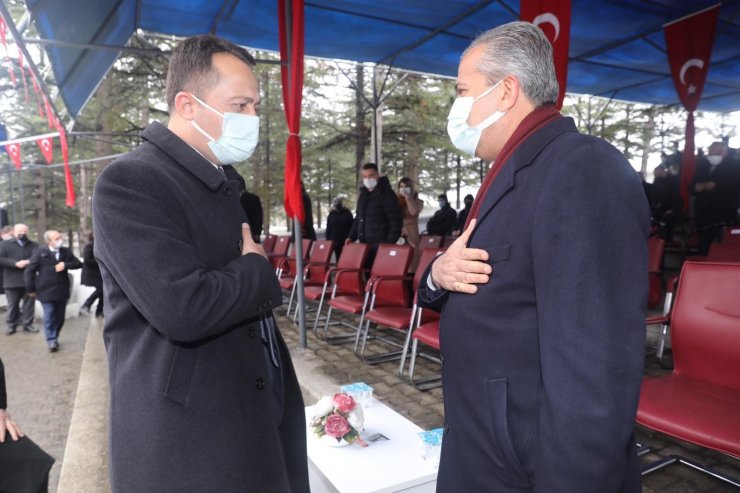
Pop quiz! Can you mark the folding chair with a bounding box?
[637,261,740,488]
[314,243,369,341]
[262,234,277,254]
[406,318,442,390]
[357,248,443,365]
[268,236,291,272]
[285,239,334,319]
[323,244,412,345]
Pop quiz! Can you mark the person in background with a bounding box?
[300,182,317,241]
[80,231,104,317]
[24,230,82,353]
[453,194,475,236]
[223,165,264,243]
[0,224,39,335]
[0,226,11,297]
[425,193,457,236]
[0,356,55,493]
[397,177,424,251]
[325,196,353,260]
[347,162,402,267]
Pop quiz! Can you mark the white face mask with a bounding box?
[190,94,259,164]
[447,79,506,156]
[707,155,722,166]
[399,187,411,196]
[53,239,63,249]
[363,178,378,190]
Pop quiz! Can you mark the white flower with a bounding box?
[313,396,335,418]
[347,405,364,431]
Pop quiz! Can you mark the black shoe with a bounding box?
[79,306,92,316]
[23,325,39,333]
[5,327,16,335]
[48,341,59,353]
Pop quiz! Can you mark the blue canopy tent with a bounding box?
[15,0,740,119]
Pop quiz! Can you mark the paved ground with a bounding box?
[2,299,739,492]
[0,312,89,493]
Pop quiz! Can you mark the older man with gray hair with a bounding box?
[0,224,39,335]
[418,21,648,492]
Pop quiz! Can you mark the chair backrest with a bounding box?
[721,226,740,246]
[262,234,277,254]
[370,244,413,306]
[671,261,740,391]
[413,248,445,292]
[419,235,442,249]
[441,235,457,248]
[647,236,666,274]
[307,240,334,280]
[707,243,740,262]
[273,236,291,256]
[334,243,370,295]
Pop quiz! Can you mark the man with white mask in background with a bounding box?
[93,35,309,492]
[418,21,648,492]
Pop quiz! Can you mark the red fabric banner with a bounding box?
[0,15,6,51]
[56,120,76,207]
[664,5,719,210]
[36,136,53,164]
[278,0,305,223]
[520,0,571,109]
[5,142,21,169]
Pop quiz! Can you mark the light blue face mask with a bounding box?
[190,94,259,164]
[447,79,506,156]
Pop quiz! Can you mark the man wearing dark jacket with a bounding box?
[24,230,82,352]
[325,197,354,260]
[348,163,402,267]
[426,193,457,236]
[0,224,39,335]
[93,35,308,493]
[80,233,103,317]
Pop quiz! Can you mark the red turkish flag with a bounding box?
[521,0,571,109]
[0,15,7,51]
[5,142,21,170]
[664,5,719,210]
[36,137,54,164]
[56,120,76,207]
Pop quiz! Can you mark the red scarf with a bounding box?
[465,104,561,229]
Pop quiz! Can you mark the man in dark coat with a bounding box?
[425,193,457,236]
[0,224,39,335]
[347,162,402,267]
[419,22,647,492]
[692,141,740,254]
[325,196,354,260]
[24,230,82,352]
[80,232,103,317]
[93,35,308,493]
[453,194,475,236]
[223,164,264,242]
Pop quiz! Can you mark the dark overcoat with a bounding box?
[24,247,82,302]
[92,122,308,493]
[81,241,103,289]
[348,176,402,245]
[0,239,39,288]
[419,117,648,492]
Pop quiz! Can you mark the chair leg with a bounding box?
[657,323,669,361]
[312,284,329,336]
[352,291,372,352]
[286,282,298,317]
[323,306,334,339]
[398,307,419,377]
[408,339,419,383]
[357,318,373,358]
[642,455,740,487]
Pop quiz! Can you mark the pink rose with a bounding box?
[324,413,351,438]
[333,393,356,413]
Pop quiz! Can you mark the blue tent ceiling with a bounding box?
[21,0,740,118]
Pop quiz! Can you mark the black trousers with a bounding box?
[0,435,54,493]
[82,287,104,315]
[5,287,35,329]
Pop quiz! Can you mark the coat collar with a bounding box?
[142,122,227,192]
[472,117,579,232]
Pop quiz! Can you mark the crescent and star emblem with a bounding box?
[679,58,704,94]
[533,13,560,42]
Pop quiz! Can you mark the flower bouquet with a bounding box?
[310,393,368,447]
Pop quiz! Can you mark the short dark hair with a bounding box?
[166,35,256,109]
[438,194,448,201]
[362,163,379,172]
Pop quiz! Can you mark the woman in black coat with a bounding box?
[0,357,55,493]
[80,233,103,317]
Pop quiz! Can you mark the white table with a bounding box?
[306,398,438,493]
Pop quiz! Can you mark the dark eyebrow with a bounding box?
[455,83,467,92]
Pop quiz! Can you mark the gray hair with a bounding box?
[463,21,559,107]
[43,230,58,243]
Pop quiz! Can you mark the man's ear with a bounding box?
[173,92,197,121]
[497,76,519,112]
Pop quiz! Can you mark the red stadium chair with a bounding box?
[707,242,740,262]
[647,236,665,309]
[262,234,277,254]
[441,235,457,248]
[418,235,442,249]
[283,240,334,318]
[721,226,740,246]
[268,236,291,272]
[357,248,444,364]
[406,319,442,390]
[637,261,740,487]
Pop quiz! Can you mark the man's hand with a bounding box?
[241,224,266,259]
[0,409,24,443]
[344,238,352,245]
[15,260,29,269]
[55,262,65,272]
[430,219,491,294]
[705,181,716,191]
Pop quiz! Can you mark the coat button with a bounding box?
[248,327,257,339]
[223,187,233,196]
[255,378,265,390]
[444,420,449,435]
